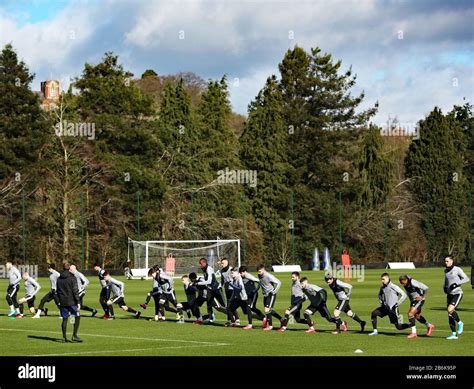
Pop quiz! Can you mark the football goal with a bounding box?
[127,238,241,278]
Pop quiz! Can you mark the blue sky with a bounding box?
[0,0,473,126]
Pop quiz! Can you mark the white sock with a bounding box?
[411,326,417,334]
[9,305,14,311]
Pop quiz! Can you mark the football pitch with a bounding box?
[0,268,472,357]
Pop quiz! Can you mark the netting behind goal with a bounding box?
[128,239,241,275]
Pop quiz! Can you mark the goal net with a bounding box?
[127,238,241,277]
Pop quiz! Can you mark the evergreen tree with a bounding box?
[278,46,376,262]
[0,44,49,262]
[240,75,290,263]
[74,52,164,265]
[405,107,468,261]
[359,124,393,207]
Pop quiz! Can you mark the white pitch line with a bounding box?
[32,343,223,357]
[305,323,474,334]
[0,328,230,346]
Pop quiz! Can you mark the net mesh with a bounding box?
[129,239,240,275]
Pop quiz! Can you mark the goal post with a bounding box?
[127,238,241,277]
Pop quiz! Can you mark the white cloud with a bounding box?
[0,0,471,124]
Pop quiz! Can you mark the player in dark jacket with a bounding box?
[56,261,82,343]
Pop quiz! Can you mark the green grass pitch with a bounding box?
[0,267,472,356]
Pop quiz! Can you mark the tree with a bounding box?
[359,124,393,207]
[240,75,290,263]
[405,107,469,261]
[73,52,164,266]
[141,69,158,78]
[278,46,377,262]
[0,44,49,261]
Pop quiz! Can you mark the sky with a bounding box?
[0,0,473,127]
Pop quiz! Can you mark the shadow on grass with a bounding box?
[28,335,64,342]
[430,307,474,312]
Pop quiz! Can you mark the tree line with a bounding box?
[0,44,472,269]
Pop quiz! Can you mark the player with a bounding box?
[6,261,21,317]
[141,266,165,321]
[220,258,239,324]
[239,266,265,330]
[189,272,211,324]
[197,258,227,323]
[93,262,114,319]
[18,272,41,317]
[148,267,184,322]
[257,264,282,331]
[56,261,82,343]
[325,274,366,334]
[103,272,141,319]
[368,273,407,336]
[69,264,98,317]
[398,275,434,339]
[443,256,469,340]
[33,263,60,318]
[226,267,248,327]
[300,277,336,333]
[278,272,307,332]
[179,274,204,321]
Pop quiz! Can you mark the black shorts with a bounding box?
[7,284,19,297]
[161,291,178,307]
[287,297,303,315]
[112,297,126,307]
[410,299,425,312]
[335,299,351,313]
[305,303,331,318]
[374,305,401,325]
[263,294,277,309]
[447,293,462,308]
[24,296,36,308]
[207,289,226,308]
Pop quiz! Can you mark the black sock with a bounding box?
[335,316,342,329]
[396,323,410,330]
[254,308,265,320]
[417,315,427,325]
[127,307,137,314]
[409,316,416,327]
[451,311,460,322]
[272,311,282,320]
[247,309,253,325]
[351,313,362,323]
[371,315,378,330]
[109,305,115,317]
[449,314,456,332]
[19,305,24,314]
[62,318,68,339]
[73,316,80,337]
[304,313,312,326]
[266,313,273,326]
